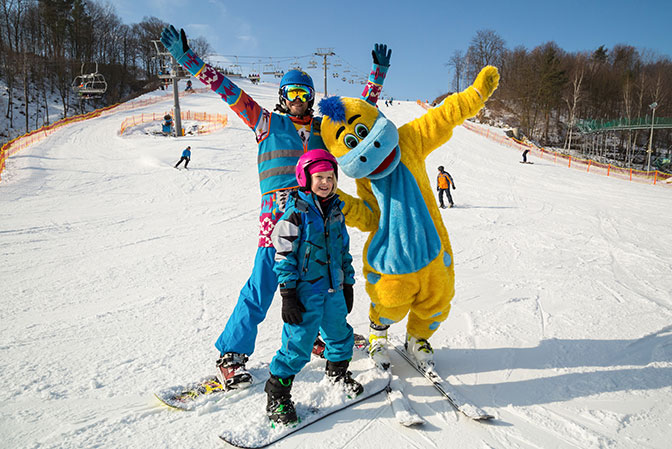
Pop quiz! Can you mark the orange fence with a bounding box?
[1,103,119,182]
[119,110,228,136]
[416,101,672,187]
[461,120,672,187]
[0,87,213,182]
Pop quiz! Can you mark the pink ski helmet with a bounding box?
[296,149,338,190]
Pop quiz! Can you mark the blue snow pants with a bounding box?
[214,247,277,356]
[269,289,354,379]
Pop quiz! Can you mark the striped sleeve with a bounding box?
[271,210,303,289]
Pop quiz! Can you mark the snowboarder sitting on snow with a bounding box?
[437,166,456,209]
[174,146,191,169]
[266,150,361,425]
[162,115,173,135]
[160,24,391,391]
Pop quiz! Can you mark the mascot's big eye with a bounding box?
[344,134,359,149]
[354,123,369,139]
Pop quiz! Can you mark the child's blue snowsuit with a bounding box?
[269,190,356,378]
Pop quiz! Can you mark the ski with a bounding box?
[392,341,494,421]
[385,378,425,427]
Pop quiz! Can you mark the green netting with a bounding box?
[576,117,672,133]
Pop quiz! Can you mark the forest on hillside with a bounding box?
[446,30,672,169]
[0,0,210,138]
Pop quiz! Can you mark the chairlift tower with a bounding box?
[153,40,190,137]
[315,48,335,96]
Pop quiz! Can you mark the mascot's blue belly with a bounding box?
[368,162,440,274]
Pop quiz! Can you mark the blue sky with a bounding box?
[113,0,672,101]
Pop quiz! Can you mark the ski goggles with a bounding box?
[281,84,315,103]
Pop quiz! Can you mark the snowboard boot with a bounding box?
[405,334,435,372]
[216,352,253,390]
[325,360,364,397]
[368,322,391,370]
[264,374,298,425]
[312,334,326,358]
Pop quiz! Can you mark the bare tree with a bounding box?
[466,29,505,81]
[446,50,465,93]
[564,55,586,150]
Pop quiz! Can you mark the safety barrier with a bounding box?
[461,120,672,187]
[1,103,119,182]
[119,110,228,136]
[0,87,213,182]
[416,100,671,187]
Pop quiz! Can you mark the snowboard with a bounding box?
[218,356,390,448]
[155,365,267,411]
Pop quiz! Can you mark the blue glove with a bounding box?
[160,25,190,64]
[372,43,392,67]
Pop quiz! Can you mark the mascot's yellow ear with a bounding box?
[473,66,500,101]
[319,96,381,158]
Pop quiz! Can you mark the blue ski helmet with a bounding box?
[280,70,314,90]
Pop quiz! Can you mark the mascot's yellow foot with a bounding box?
[368,326,391,370]
[405,334,435,372]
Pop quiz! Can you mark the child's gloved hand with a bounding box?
[280,288,305,325]
[473,66,500,101]
[343,284,354,313]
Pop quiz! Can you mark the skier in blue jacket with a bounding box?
[265,149,359,425]
[174,146,191,169]
[160,25,391,388]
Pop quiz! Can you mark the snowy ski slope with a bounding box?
[1,80,671,449]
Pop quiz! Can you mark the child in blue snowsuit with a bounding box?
[265,149,360,425]
[160,24,391,388]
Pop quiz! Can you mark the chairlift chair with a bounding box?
[72,62,107,99]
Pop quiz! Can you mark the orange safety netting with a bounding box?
[0,87,215,182]
[119,110,228,136]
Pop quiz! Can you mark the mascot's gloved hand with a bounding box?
[160,25,191,65]
[372,43,392,67]
[473,66,500,102]
[343,284,354,313]
[280,288,305,325]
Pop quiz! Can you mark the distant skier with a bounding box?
[436,166,455,209]
[174,146,191,169]
[266,150,361,425]
[522,148,530,163]
[185,80,192,91]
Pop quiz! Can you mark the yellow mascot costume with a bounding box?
[318,66,499,370]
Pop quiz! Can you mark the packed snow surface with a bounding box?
[1,80,671,448]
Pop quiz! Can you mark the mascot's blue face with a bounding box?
[319,96,400,180]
